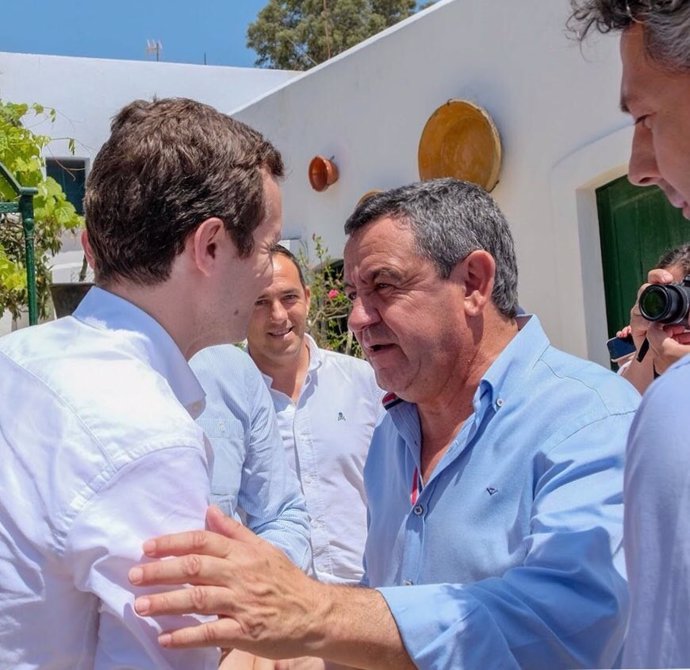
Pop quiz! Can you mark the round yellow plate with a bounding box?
[418,100,502,191]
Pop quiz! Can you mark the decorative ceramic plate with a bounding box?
[418,100,501,191]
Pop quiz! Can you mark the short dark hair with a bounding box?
[270,244,307,288]
[84,97,284,285]
[568,0,690,70]
[344,178,519,318]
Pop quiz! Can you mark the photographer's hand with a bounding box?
[646,322,690,375]
[620,269,675,393]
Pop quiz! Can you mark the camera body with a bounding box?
[639,274,690,325]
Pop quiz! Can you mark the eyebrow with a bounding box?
[344,266,403,290]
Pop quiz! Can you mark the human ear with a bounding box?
[457,250,495,317]
[189,217,226,277]
[81,229,95,268]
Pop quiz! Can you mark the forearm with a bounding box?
[308,584,414,670]
[619,354,654,393]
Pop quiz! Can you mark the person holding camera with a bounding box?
[572,2,690,665]
[616,244,690,394]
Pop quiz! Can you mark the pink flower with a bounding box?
[327,289,340,300]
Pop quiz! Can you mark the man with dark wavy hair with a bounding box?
[570,2,690,666]
[0,97,310,669]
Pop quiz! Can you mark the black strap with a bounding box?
[637,337,650,363]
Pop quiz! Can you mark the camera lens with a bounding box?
[639,286,670,320]
[639,284,690,324]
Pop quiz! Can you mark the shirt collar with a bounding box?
[385,314,549,420]
[304,334,323,373]
[73,286,205,418]
[257,333,322,388]
[478,314,549,409]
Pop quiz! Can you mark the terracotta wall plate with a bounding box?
[418,100,502,191]
[308,156,339,192]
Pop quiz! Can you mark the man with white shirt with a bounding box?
[245,244,381,583]
[0,97,309,669]
[192,245,383,583]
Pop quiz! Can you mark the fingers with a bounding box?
[158,616,244,649]
[130,553,234,588]
[134,583,235,617]
[207,506,263,546]
[141,527,234,559]
[671,331,690,345]
[138,508,263,561]
[647,268,674,284]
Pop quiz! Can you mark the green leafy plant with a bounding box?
[299,234,362,358]
[0,100,83,321]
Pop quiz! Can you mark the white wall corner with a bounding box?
[549,124,633,366]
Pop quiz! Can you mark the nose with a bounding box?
[269,299,288,322]
[628,123,660,187]
[347,296,380,334]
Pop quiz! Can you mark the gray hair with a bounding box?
[344,178,519,318]
[568,0,690,71]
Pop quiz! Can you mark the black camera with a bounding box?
[639,274,690,325]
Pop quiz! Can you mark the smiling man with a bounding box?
[245,244,382,585]
[128,179,640,669]
[570,2,690,666]
[191,244,380,587]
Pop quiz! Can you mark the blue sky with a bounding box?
[2,0,267,67]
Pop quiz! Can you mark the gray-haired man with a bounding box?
[129,179,639,669]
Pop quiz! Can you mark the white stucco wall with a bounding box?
[231,0,630,365]
[1,2,634,363]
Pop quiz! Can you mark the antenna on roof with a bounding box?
[146,40,163,62]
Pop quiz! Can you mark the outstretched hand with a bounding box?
[128,506,324,660]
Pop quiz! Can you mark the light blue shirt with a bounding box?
[623,355,690,668]
[364,316,639,669]
[0,287,218,670]
[190,345,311,570]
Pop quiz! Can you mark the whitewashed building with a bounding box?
[2,0,682,365]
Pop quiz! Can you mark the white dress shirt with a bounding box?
[0,287,218,670]
[260,335,383,583]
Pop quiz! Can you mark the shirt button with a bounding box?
[403,579,413,586]
[412,504,424,516]
[496,398,504,408]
